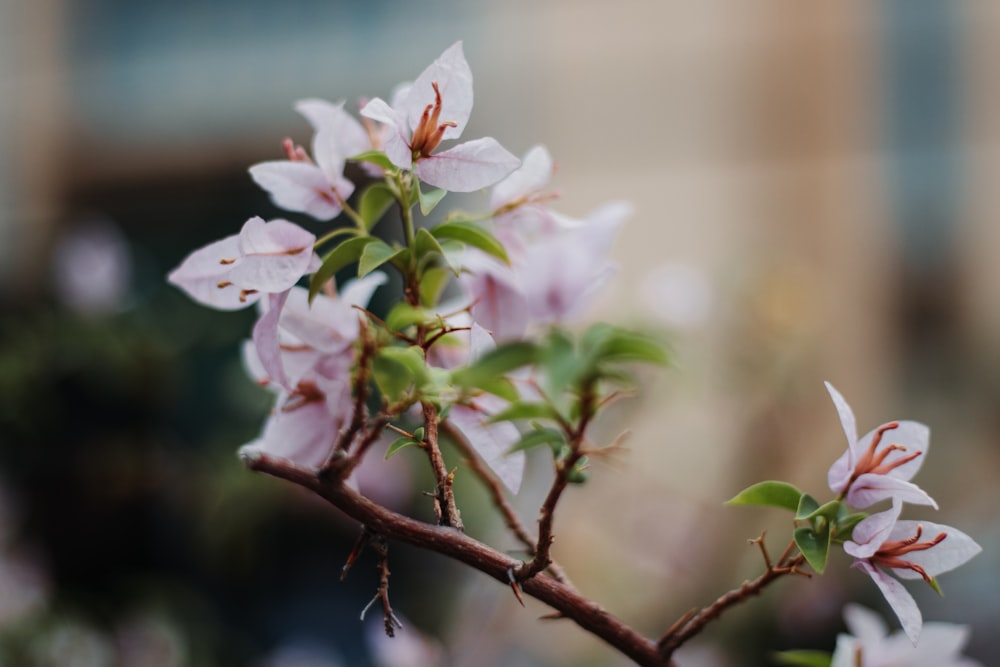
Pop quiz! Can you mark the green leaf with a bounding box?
[350,150,396,171]
[451,342,539,390]
[373,346,428,403]
[358,183,396,231]
[359,239,404,277]
[725,481,804,512]
[308,236,377,302]
[414,228,446,264]
[770,650,832,667]
[419,266,452,307]
[798,498,843,523]
[385,437,421,460]
[832,510,868,541]
[539,330,582,397]
[487,401,559,424]
[795,493,821,520]
[470,376,520,403]
[794,525,832,574]
[507,427,566,454]
[567,456,590,484]
[385,303,431,332]
[432,220,509,264]
[582,323,670,366]
[418,186,447,216]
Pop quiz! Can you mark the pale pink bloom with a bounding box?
[463,201,628,341]
[824,382,936,509]
[844,500,982,644]
[249,101,366,220]
[250,274,386,392]
[831,603,981,667]
[489,144,564,256]
[167,217,318,310]
[360,41,519,192]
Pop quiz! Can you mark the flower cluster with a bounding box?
[824,383,981,644]
[167,42,627,493]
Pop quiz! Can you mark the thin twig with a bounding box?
[440,419,574,588]
[422,401,463,529]
[244,452,674,667]
[656,536,808,659]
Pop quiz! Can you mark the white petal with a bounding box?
[248,161,347,220]
[490,144,554,210]
[231,217,316,292]
[360,97,411,169]
[415,137,520,192]
[845,501,903,559]
[846,474,937,510]
[842,603,889,643]
[251,291,291,390]
[405,41,473,140]
[167,234,253,310]
[855,560,923,644]
[447,402,525,494]
[297,98,369,159]
[888,520,982,579]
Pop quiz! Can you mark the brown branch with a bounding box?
[517,382,597,581]
[244,452,673,667]
[421,401,463,529]
[656,535,809,659]
[440,419,574,588]
[322,323,376,474]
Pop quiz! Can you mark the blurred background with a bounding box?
[2,0,999,665]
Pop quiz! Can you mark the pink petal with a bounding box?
[854,560,922,644]
[460,255,529,341]
[360,97,412,169]
[887,520,982,580]
[167,234,253,310]
[490,144,554,210]
[845,501,903,559]
[842,602,888,644]
[230,217,317,293]
[241,395,338,468]
[415,137,520,192]
[251,290,291,390]
[248,161,349,221]
[857,419,930,482]
[447,401,525,494]
[405,41,473,140]
[846,474,937,510]
[824,381,859,491]
[296,98,370,159]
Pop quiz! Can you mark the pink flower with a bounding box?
[460,202,629,340]
[831,603,981,667]
[844,500,982,644]
[249,100,368,220]
[167,217,319,310]
[825,382,936,509]
[360,42,519,192]
[250,274,387,391]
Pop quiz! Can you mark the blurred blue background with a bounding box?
[2,1,999,665]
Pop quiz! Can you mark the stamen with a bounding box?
[238,289,258,303]
[219,257,237,265]
[217,280,233,289]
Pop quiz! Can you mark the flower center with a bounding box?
[844,421,923,492]
[872,524,947,584]
[410,81,457,159]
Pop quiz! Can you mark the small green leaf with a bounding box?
[567,456,590,484]
[487,401,558,424]
[451,342,539,390]
[582,323,670,367]
[308,236,375,302]
[419,266,452,307]
[378,346,429,385]
[385,303,431,332]
[795,493,821,520]
[799,498,843,523]
[432,220,509,264]
[725,481,804,512]
[418,186,447,216]
[539,330,582,397]
[414,228,446,263]
[359,239,404,277]
[350,150,396,171]
[507,427,566,454]
[358,183,396,231]
[832,510,868,541]
[373,346,428,403]
[385,437,421,460]
[794,524,832,574]
[770,650,832,667]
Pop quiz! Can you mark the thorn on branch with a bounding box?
[507,567,525,607]
[341,526,372,582]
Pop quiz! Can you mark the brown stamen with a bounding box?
[409,81,455,158]
[871,525,947,585]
